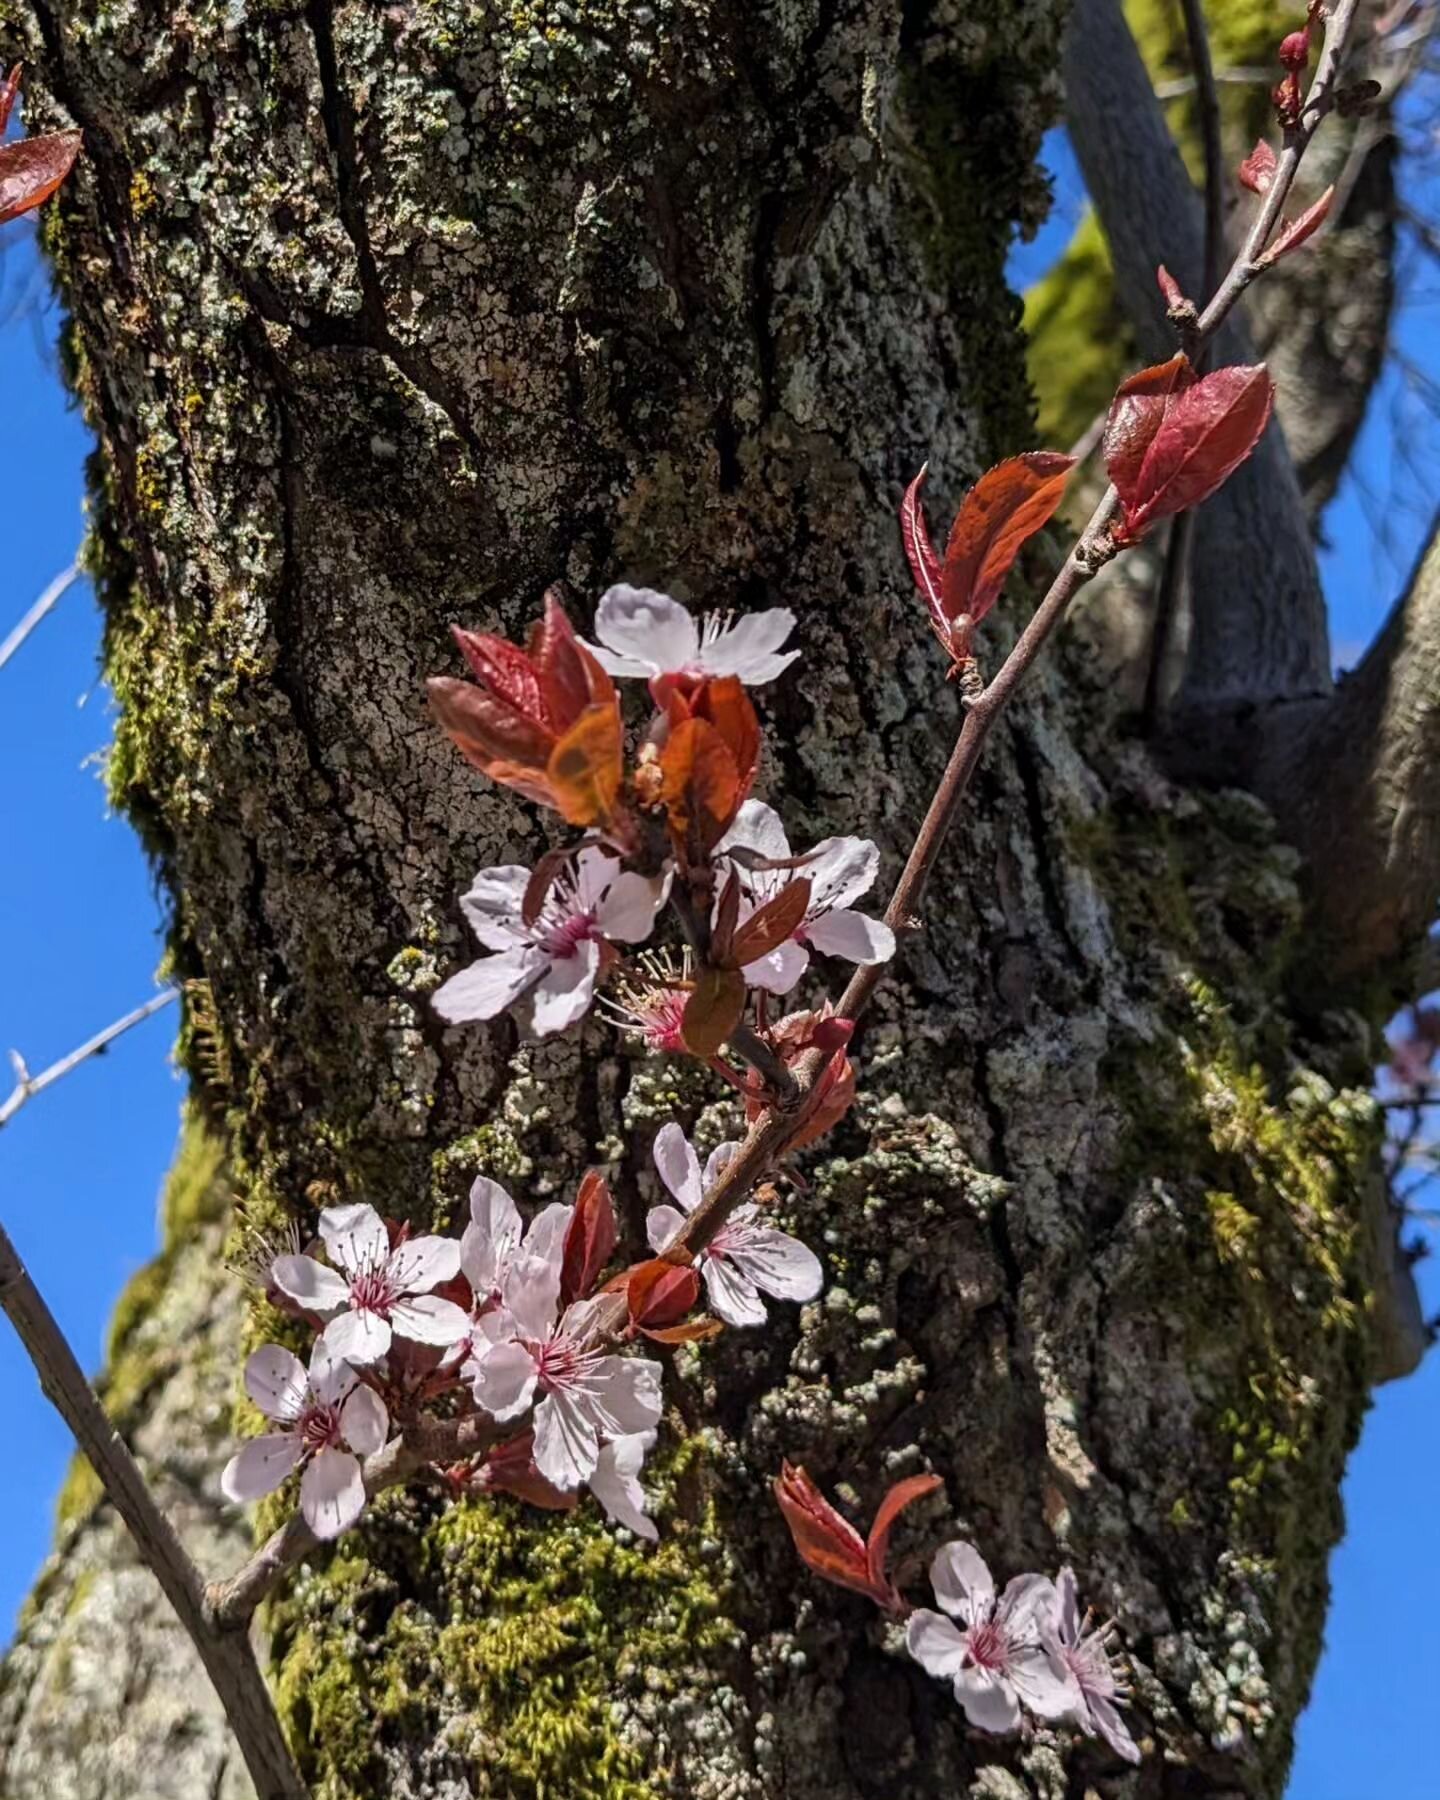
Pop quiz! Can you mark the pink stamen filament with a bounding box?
[300,1404,342,1453]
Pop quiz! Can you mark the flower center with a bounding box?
[348,1268,396,1317]
[300,1403,342,1453]
[541,907,597,960]
[533,1334,597,1394]
[964,1619,1010,1673]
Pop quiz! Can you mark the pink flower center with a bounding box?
[300,1403,343,1453]
[541,908,598,960]
[532,1333,598,1395]
[964,1618,1010,1673]
[348,1268,397,1317]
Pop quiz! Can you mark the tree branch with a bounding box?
[0,988,180,1130]
[0,1220,307,1798]
[0,560,81,674]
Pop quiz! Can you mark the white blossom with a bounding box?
[583,586,799,685]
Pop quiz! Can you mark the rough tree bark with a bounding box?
[0,3,1427,1799]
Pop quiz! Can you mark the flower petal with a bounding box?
[802,907,895,966]
[462,1177,523,1294]
[340,1384,389,1457]
[1008,1644,1082,1722]
[801,835,880,913]
[322,1305,392,1366]
[470,1339,539,1420]
[717,799,792,866]
[221,1432,301,1504]
[1053,1566,1080,1648]
[596,870,668,944]
[243,1345,309,1424]
[646,1203,686,1255]
[389,1293,472,1347]
[319,1203,389,1278]
[590,1354,664,1437]
[741,938,809,996]
[308,1337,358,1408]
[272,1253,350,1315]
[999,1572,1060,1642]
[300,1446,366,1540]
[501,1251,561,1340]
[953,1667,1021,1735]
[931,1540,995,1626]
[528,937,600,1036]
[533,1388,601,1489]
[589,1433,658,1541]
[726,1226,823,1304]
[702,1141,740,1190]
[458,865,532,949]
[590,585,699,676]
[387,1233,461,1295]
[698,608,798,682]
[653,1121,703,1211]
[1088,1693,1142,1765]
[700,1253,767,1328]
[433,946,545,1024]
[523,1201,573,1266]
[905,1607,968,1682]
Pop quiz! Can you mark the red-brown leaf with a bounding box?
[680,964,746,1057]
[688,677,760,811]
[773,1463,885,1606]
[627,1257,701,1330]
[863,1473,943,1600]
[1156,264,1186,310]
[643,1315,725,1345]
[534,589,616,728]
[1119,363,1274,542]
[900,465,949,654]
[939,452,1076,640]
[427,677,559,806]
[1239,139,1278,195]
[0,64,21,136]
[728,878,811,968]
[1101,354,1196,511]
[1261,185,1334,266]
[710,869,743,966]
[0,130,82,226]
[560,1169,618,1306]
[521,840,591,929]
[660,717,741,859]
[547,701,624,828]
[452,623,552,727]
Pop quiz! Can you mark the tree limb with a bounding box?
[0,561,81,673]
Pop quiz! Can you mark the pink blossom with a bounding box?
[220,1340,388,1540]
[645,1122,822,1327]
[460,1175,572,1308]
[905,1542,1080,1735]
[273,1202,470,1366]
[717,801,894,995]
[1044,1567,1141,1763]
[433,848,669,1037]
[582,586,799,685]
[600,949,692,1053]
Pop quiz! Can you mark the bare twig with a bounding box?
[0,988,180,1130]
[0,1221,307,1797]
[0,561,82,674]
[1180,0,1225,302]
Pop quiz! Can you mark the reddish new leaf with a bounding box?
[900,464,948,654]
[1101,354,1196,511]
[521,839,596,928]
[533,589,616,727]
[1117,363,1275,543]
[685,676,761,810]
[773,1462,880,1605]
[711,869,743,966]
[0,64,21,135]
[939,452,1076,645]
[0,130,82,227]
[426,678,559,808]
[453,624,553,730]
[1156,264,1186,310]
[727,878,811,968]
[680,964,746,1057]
[660,716,742,859]
[547,701,624,828]
[626,1257,701,1331]
[1239,139,1278,195]
[643,1315,725,1345]
[560,1169,619,1305]
[863,1473,943,1599]
[1261,185,1334,266]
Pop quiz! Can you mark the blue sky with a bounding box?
[0,120,1435,1796]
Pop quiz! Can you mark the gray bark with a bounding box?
[0,2,1425,1798]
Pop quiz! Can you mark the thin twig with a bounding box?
[0,561,82,674]
[0,988,180,1130]
[0,1221,307,1797]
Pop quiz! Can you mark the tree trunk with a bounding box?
[0,3,1421,1798]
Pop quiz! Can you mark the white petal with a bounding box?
[221,1432,301,1504]
[523,1202,573,1266]
[905,1608,968,1682]
[1088,1693,1142,1764]
[717,799,792,865]
[300,1446,366,1540]
[702,1141,740,1190]
[271,1253,350,1315]
[591,585,699,676]
[596,871,668,944]
[502,1251,562,1339]
[742,938,809,996]
[533,1389,601,1489]
[954,1668,1021,1735]
[999,1572,1061,1643]
[307,1337,358,1408]
[387,1233,461,1295]
[1008,1644,1082,1722]
[698,609,799,682]
[243,1345,308,1424]
[389,1293,473,1346]
[726,1227,823,1304]
[653,1121,703,1211]
[458,865,532,949]
[470,1339,539,1420]
[589,1436,658,1541]
[322,1305,392,1366]
[646,1203,686,1255]
[802,908,895,966]
[1053,1567,1081,1648]
[800,835,880,914]
[433,947,545,1024]
[932,1540,995,1626]
[461,1177,523,1294]
[589,1355,663,1437]
[559,1297,609,1346]
[701,1254,767,1328]
[319,1203,389,1277]
[529,938,600,1036]
[340,1384,389,1457]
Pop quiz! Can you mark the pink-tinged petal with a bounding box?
[1087,1693,1142,1764]
[589,585,699,676]
[387,1233,461,1295]
[931,1540,995,1626]
[905,1608,968,1682]
[559,1297,609,1345]
[596,870,668,944]
[528,938,600,1036]
[1053,1566,1080,1646]
[698,608,799,682]
[571,844,621,911]
[523,1201,573,1266]
[741,937,808,995]
[801,835,879,913]
[717,799,792,866]
[389,1293,472,1347]
[589,1354,663,1437]
[646,1203,686,1255]
[307,1338,358,1408]
[802,908,895,966]
[462,1176,523,1293]
[340,1384,389,1457]
[953,1667,1021,1735]
[653,1121,703,1211]
[272,1253,350,1315]
[533,1388,601,1489]
[502,1251,562,1340]
[300,1446,366,1540]
[726,1227,823,1304]
[433,947,546,1024]
[999,1572,1060,1642]
[221,1431,301,1504]
[322,1305,392,1366]
[319,1203,389,1277]
[470,1339,539,1420]
[700,1253,768,1328]
[702,1141,740,1190]
[243,1345,308,1424]
[1008,1644,1082,1722]
[588,1434,658,1541]
[458,865,532,950]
